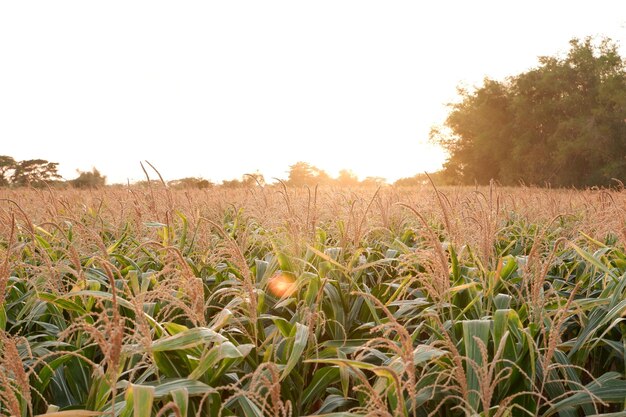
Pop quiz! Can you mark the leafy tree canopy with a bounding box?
[168,177,213,189]
[287,162,331,186]
[70,168,107,189]
[0,155,16,187]
[432,37,626,187]
[393,172,449,187]
[11,159,62,187]
[361,176,386,187]
[336,169,359,187]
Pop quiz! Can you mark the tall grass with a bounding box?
[1,184,626,416]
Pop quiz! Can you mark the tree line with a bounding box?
[0,156,394,189]
[0,156,105,188]
[7,38,619,191]
[137,163,388,189]
[431,37,626,187]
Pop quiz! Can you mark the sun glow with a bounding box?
[267,273,297,298]
[0,2,623,184]
[312,141,448,183]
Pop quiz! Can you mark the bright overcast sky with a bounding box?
[1,1,624,184]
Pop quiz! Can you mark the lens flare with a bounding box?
[268,273,296,298]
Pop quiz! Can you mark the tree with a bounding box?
[168,177,213,189]
[336,169,359,187]
[394,174,429,187]
[70,168,107,188]
[11,159,62,187]
[221,173,264,188]
[393,171,453,187]
[361,176,387,187]
[0,156,16,187]
[287,162,330,186]
[242,172,265,187]
[433,37,626,187]
[221,178,243,188]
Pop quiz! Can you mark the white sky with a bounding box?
[1,1,624,184]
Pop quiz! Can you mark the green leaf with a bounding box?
[236,397,264,417]
[305,358,377,371]
[106,380,213,415]
[0,304,6,331]
[302,367,340,407]
[413,344,447,364]
[463,319,492,413]
[38,293,88,315]
[315,395,354,414]
[570,243,617,280]
[270,316,293,338]
[150,327,226,352]
[132,385,155,417]
[170,388,188,417]
[144,222,167,228]
[282,323,309,380]
[188,342,253,380]
[543,372,626,416]
[570,299,626,355]
[151,379,214,398]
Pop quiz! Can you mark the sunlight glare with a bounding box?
[268,272,297,298]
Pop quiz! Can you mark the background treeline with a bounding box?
[0,156,105,188]
[4,37,624,190]
[432,37,626,187]
[0,156,392,189]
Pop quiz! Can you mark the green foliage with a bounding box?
[434,37,626,187]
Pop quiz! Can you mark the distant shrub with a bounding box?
[168,177,213,189]
[70,168,106,188]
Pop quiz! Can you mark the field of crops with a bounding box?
[2,184,626,417]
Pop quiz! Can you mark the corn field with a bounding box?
[2,184,626,416]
